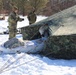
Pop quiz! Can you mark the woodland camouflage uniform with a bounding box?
[27,10,37,25]
[8,6,24,39]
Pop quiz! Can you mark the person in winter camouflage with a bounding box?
[39,24,50,38]
[8,6,24,39]
[27,9,37,25]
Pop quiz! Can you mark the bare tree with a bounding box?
[27,0,49,14]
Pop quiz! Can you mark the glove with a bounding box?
[21,18,24,21]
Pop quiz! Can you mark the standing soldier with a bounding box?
[8,6,24,39]
[27,9,37,25]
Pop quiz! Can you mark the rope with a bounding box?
[0,53,26,73]
[30,30,39,40]
[0,56,13,73]
[0,58,37,74]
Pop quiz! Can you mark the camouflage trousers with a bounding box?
[29,20,36,25]
[9,23,17,39]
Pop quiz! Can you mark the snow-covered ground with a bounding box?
[0,15,47,28]
[0,16,76,75]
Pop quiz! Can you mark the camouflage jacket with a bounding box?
[27,12,37,24]
[8,11,23,24]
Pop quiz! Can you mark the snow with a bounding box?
[0,16,76,75]
[0,16,47,29]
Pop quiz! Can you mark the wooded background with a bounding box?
[0,0,76,16]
